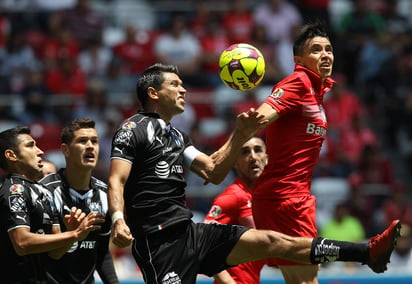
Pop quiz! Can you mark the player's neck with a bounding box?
[63,167,92,191]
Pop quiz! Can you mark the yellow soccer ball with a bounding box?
[219,43,265,91]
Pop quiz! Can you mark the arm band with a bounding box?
[111,211,124,224]
[183,145,204,167]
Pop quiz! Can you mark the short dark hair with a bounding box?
[0,126,30,170]
[293,21,329,57]
[61,118,96,144]
[136,63,179,107]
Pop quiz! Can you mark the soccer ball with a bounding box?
[219,43,265,91]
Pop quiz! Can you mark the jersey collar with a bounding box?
[295,64,335,95]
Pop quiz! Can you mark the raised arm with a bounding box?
[191,108,272,184]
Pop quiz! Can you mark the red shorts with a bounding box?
[252,195,317,266]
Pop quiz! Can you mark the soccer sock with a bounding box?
[310,237,369,264]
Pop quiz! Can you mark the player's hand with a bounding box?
[236,108,268,138]
[111,218,134,248]
[75,211,106,241]
[64,207,86,231]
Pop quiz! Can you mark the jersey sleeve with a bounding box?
[204,192,239,224]
[264,75,305,115]
[5,184,31,230]
[111,124,139,163]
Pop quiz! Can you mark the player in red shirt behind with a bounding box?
[205,136,268,284]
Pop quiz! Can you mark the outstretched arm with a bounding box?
[191,108,270,184]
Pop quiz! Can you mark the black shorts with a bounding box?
[131,221,250,284]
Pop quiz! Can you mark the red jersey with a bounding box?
[112,30,157,74]
[205,177,265,284]
[254,65,334,200]
[222,12,253,44]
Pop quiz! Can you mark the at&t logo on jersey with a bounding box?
[155,161,183,179]
[80,240,96,249]
[162,271,181,284]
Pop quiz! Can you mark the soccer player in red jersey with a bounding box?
[205,137,268,284]
[250,21,357,283]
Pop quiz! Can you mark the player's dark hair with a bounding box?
[293,21,329,57]
[0,126,30,170]
[136,63,179,107]
[61,118,96,144]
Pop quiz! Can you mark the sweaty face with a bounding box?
[64,128,99,170]
[296,36,334,81]
[15,134,44,180]
[234,137,268,187]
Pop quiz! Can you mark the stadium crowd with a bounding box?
[0,0,412,279]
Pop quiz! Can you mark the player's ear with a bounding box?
[60,143,69,158]
[294,56,302,64]
[147,87,159,100]
[5,149,17,161]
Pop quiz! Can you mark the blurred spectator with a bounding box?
[380,0,411,35]
[253,0,302,76]
[0,29,40,93]
[297,0,331,30]
[323,73,365,136]
[380,182,412,229]
[58,0,104,50]
[42,13,80,71]
[77,34,113,79]
[198,15,229,88]
[34,0,75,11]
[0,0,30,12]
[72,78,121,138]
[337,114,379,167]
[112,23,157,77]
[222,0,253,45]
[334,0,385,84]
[320,201,366,242]
[350,144,395,187]
[188,0,212,38]
[103,57,135,104]
[387,224,412,271]
[348,144,395,236]
[249,24,285,85]
[45,52,87,96]
[0,11,11,49]
[252,0,302,44]
[19,69,56,124]
[154,12,205,88]
[397,87,412,167]
[357,29,394,87]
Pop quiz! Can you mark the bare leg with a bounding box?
[226,229,313,265]
[226,220,401,274]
